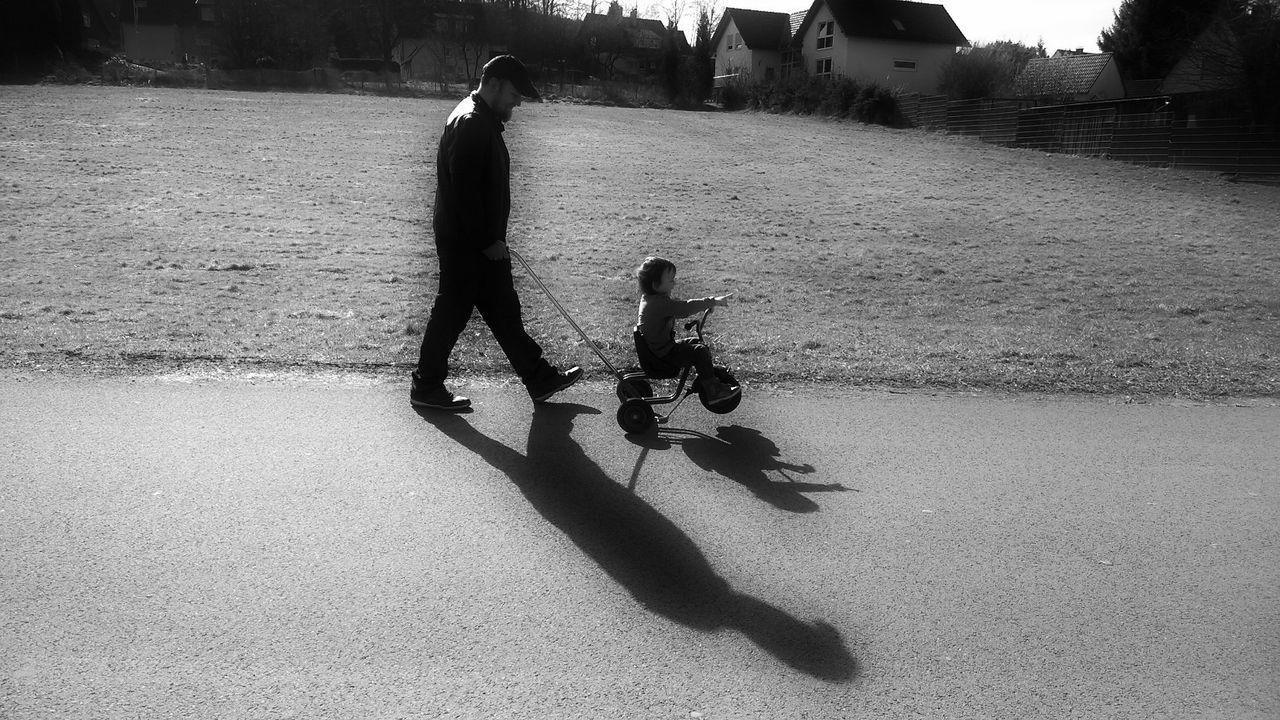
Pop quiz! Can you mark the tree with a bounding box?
[213,0,333,69]
[1101,0,1279,124]
[1099,0,1246,82]
[936,40,1045,99]
[660,27,681,102]
[1,0,88,79]
[1233,0,1280,125]
[688,2,715,100]
[333,0,418,67]
[652,0,686,29]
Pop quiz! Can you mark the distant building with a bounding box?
[711,0,966,93]
[578,2,687,82]
[1159,16,1245,95]
[116,0,215,65]
[395,2,505,84]
[1013,51,1125,103]
[790,0,969,94]
[711,8,794,84]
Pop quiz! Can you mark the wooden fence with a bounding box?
[897,94,1280,179]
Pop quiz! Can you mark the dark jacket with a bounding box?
[432,93,510,258]
[637,293,717,357]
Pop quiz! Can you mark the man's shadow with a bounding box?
[418,404,858,682]
[630,425,854,513]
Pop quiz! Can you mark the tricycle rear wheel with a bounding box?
[617,398,655,434]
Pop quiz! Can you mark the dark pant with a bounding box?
[415,253,553,389]
[660,338,717,382]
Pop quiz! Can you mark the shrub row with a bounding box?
[720,76,903,127]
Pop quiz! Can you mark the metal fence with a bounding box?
[898,94,1280,178]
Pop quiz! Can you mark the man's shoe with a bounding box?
[530,366,583,403]
[411,385,472,411]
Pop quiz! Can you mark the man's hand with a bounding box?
[483,241,510,261]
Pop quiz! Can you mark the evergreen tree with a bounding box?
[1235,0,1280,125]
[688,5,714,103]
[1099,0,1245,82]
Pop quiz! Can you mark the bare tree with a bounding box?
[651,0,686,29]
[692,0,720,34]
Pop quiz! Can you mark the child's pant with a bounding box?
[662,338,717,382]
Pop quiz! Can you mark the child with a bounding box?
[635,256,740,405]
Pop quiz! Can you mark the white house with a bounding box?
[791,0,968,94]
[710,8,797,84]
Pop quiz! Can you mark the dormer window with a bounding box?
[817,20,834,49]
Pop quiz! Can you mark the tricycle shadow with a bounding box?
[417,403,858,683]
[628,424,855,513]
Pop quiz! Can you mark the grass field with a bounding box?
[2,85,1278,399]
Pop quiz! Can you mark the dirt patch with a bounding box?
[1,85,1277,398]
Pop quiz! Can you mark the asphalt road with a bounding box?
[2,372,1278,719]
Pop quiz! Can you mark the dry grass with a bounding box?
[1,85,1277,399]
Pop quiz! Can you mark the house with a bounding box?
[116,0,216,65]
[1013,51,1124,103]
[579,2,686,81]
[790,0,968,94]
[710,8,794,84]
[1159,16,1245,95]
[76,0,123,56]
[395,2,505,84]
[397,4,583,86]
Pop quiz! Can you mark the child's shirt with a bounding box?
[637,292,717,357]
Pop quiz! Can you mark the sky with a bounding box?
[684,0,1123,54]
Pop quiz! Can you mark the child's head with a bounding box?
[637,256,676,295]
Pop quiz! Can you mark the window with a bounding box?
[816,58,832,76]
[817,21,834,50]
[893,59,917,71]
[782,49,800,78]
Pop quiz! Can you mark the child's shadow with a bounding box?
[639,425,854,513]
[417,404,858,683]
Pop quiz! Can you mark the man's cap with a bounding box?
[482,55,540,101]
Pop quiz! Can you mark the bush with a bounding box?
[851,85,900,125]
[720,75,902,127]
[819,77,863,117]
[937,41,1044,99]
[720,82,747,111]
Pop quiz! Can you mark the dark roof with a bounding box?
[580,12,670,50]
[396,2,490,38]
[1014,52,1114,96]
[581,12,667,36]
[794,0,968,47]
[711,7,793,51]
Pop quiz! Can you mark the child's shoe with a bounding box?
[702,377,741,405]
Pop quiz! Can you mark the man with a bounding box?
[411,55,582,411]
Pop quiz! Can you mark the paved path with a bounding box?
[2,373,1278,719]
